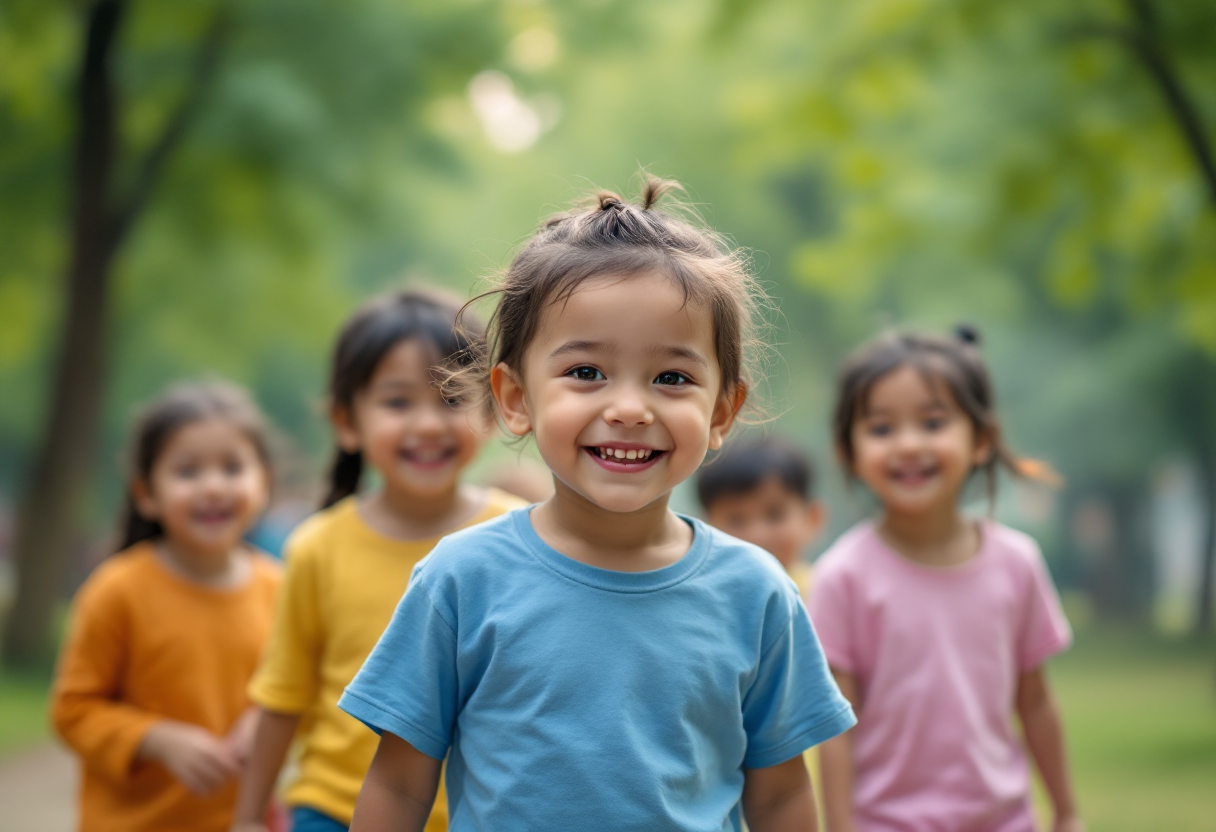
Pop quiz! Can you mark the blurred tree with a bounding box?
[0,0,507,664]
[735,0,1216,624]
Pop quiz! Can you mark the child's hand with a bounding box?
[225,706,260,766]
[141,720,240,795]
[1053,816,1086,832]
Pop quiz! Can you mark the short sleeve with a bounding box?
[248,535,323,713]
[338,569,459,761]
[806,563,856,675]
[741,592,856,769]
[1017,546,1072,671]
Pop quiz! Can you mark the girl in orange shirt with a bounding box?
[51,380,282,832]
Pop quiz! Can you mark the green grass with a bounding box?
[1039,631,1216,832]
[0,669,51,757]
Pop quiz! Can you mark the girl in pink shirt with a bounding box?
[809,327,1083,832]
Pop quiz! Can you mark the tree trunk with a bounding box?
[2,0,125,666]
[1195,448,1215,635]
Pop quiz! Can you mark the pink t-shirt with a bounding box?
[808,521,1071,832]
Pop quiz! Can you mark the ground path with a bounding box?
[0,742,76,832]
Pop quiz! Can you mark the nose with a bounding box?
[602,382,654,428]
[412,402,449,436]
[894,424,923,453]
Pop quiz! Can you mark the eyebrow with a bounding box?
[549,340,709,368]
[373,380,426,391]
[652,344,708,368]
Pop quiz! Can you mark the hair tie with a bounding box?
[953,323,981,347]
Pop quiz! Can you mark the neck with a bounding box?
[879,502,965,549]
[877,499,979,567]
[157,538,243,585]
[363,483,479,540]
[531,479,688,571]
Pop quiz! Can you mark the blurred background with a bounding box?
[1,1,1214,829]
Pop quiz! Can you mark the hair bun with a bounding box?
[953,323,981,346]
[597,192,624,211]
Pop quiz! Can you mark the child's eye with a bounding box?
[384,397,412,410]
[568,366,605,382]
[654,371,690,386]
[924,417,947,431]
[866,423,891,437]
[224,460,245,476]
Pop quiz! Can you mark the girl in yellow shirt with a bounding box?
[232,289,524,832]
[51,381,281,832]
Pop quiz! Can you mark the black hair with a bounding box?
[697,436,814,510]
[322,288,483,508]
[443,175,769,424]
[833,325,1042,502]
[117,380,272,552]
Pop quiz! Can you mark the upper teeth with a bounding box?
[598,447,652,460]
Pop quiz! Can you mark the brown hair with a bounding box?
[118,380,273,552]
[445,175,768,423]
[833,325,1048,501]
[323,287,483,508]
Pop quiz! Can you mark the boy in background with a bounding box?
[697,435,825,597]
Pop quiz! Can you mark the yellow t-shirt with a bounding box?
[248,490,524,826]
[791,562,825,815]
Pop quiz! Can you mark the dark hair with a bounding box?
[444,175,769,422]
[322,288,483,508]
[833,325,1040,502]
[697,436,815,510]
[118,380,272,552]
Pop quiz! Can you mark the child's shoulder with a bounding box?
[279,497,361,561]
[698,520,792,586]
[814,522,883,576]
[980,520,1049,574]
[419,509,524,575]
[72,543,163,609]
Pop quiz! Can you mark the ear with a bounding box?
[330,403,361,453]
[131,477,159,522]
[707,384,747,451]
[972,427,996,467]
[491,363,532,437]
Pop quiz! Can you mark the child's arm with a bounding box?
[1016,668,1084,832]
[742,755,819,832]
[348,731,442,832]
[230,707,301,831]
[818,669,859,832]
[51,579,238,793]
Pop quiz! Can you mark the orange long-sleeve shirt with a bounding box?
[50,543,280,832]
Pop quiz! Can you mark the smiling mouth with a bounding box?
[193,508,235,525]
[889,465,939,485]
[399,448,457,466]
[585,446,665,470]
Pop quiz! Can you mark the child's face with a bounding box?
[848,364,990,516]
[335,338,484,501]
[494,272,739,514]
[134,418,269,556]
[705,478,824,573]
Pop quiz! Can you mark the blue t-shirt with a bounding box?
[339,509,855,832]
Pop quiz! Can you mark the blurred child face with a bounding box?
[705,478,824,572]
[494,273,740,514]
[848,364,990,516]
[336,338,484,501]
[134,419,269,557]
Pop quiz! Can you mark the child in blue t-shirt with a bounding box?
[338,179,855,832]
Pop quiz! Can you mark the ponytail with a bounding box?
[321,449,363,509]
[116,494,163,552]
